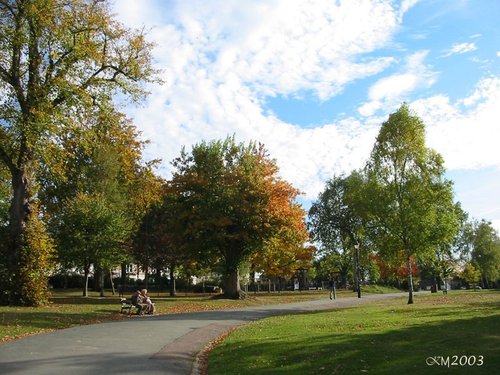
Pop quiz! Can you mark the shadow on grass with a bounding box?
[209,313,500,375]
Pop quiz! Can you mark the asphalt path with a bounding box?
[0,292,411,375]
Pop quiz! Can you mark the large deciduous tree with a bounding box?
[467,220,500,288]
[0,0,155,305]
[366,104,459,304]
[171,137,308,299]
[55,191,130,297]
[42,108,162,296]
[134,184,190,296]
[308,172,368,297]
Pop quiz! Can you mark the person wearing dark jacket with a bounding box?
[131,290,146,315]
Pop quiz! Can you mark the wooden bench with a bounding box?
[120,298,137,315]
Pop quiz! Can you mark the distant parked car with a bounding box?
[473,285,482,290]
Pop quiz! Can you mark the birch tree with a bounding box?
[366,104,459,304]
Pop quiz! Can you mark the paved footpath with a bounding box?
[0,292,412,375]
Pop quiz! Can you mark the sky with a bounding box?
[112,0,500,231]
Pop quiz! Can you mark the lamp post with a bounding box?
[354,243,361,298]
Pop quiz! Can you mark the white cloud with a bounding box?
[115,0,403,100]
[412,77,500,170]
[442,42,478,57]
[112,0,500,209]
[492,220,500,234]
[358,50,437,116]
[398,0,419,20]
[112,0,408,198]
[111,0,164,28]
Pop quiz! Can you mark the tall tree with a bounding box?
[469,220,500,288]
[171,137,307,299]
[134,184,190,296]
[0,0,155,305]
[40,108,163,287]
[366,104,459,304]
[55,191,130,296]
[308,172,368,297]
[460,263,482,289]
[419,203,465,291]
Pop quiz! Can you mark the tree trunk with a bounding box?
[144,266,149,288]
[120,263,127,288]
[406,255,414,304]
[155,266,162,292]
[99,270,105,297]
[169,265,176,297]
[224,267,241,299]
[83,262,91,297]
[109,269,115,295]
[5,167,31,302]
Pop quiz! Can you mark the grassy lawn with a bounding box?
[1,287,384,342]
[0,285,400,342]
[208,290,500,375]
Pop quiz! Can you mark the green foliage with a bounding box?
[314,251,352,287]
[309,171,371,292]
[51,190,129,297]
[18,207,56,306]
[460,263,482,287]
[134,185,192,295]
[171,136,308,298]
[0,165,10,227]
[366,104,459,303]
[469,220,500,286]
[0,0,156,305]
[56,192,130,269]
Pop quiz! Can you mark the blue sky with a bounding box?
[113,0,500,231]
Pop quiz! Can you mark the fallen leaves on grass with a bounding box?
[0,328,55,343]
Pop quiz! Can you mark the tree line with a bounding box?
[1,1,498,306]
[0,0,313,305]
[308,104,500,304]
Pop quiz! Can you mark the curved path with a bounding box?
[0,292,411,375]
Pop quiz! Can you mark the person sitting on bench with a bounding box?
[140,289,155,315]
[131,290,146,315]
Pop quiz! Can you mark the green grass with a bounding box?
[0,285,403,342]
[0,288,352,341]
[208,290,500,375]
[360,284,402,294]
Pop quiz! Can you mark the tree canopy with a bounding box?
[170,137,310,298]
[365,104,459,303]
[0,0,156,305]
[308,172,369,296]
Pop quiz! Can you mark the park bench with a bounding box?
[120,298,138,315]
